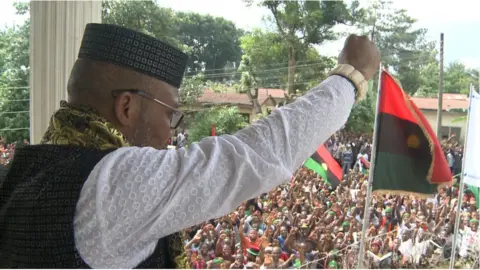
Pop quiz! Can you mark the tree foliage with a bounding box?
[102,0,183,49]
[102,0,244,80]
[238,55,262,115]
[344,81,376,133]
[414,62,478,97]
[0,0,477,144]
[360,0,437,96]
[179,74,207,106]
[261,0,358,95]
[239,29,335,93]
[0,2,30,143]
[444,62,478,95]
[175,12,244,80]
[186,106,248,144]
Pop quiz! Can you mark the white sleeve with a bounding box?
[73,75,355,268]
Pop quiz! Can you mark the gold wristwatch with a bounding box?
[329,64,368,102]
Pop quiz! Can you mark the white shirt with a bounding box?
[73,76,355,268]
[356,153,368,170]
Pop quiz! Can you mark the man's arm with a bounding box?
[74,76,355,267]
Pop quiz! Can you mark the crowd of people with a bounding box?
[180,131,479,269]
[0,137,26,166]
[0,132,478,268]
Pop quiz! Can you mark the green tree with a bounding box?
[344,82,376,133]
[187,106,248,143]
[361,0,437,95]
[175,12,244,80]
[238,55,262,115]
[444,61,477,94]
[239,29,288,89]
[103,1,244,79]
[0,2,30,143]
[260,0,357,96]
[239,29,334,93]
[414,61,440,97]
[102,0,183,49]
[414,62,478,97]
[179,73,207,107]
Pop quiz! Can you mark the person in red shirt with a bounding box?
[239,218,262,254]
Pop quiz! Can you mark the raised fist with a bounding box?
[338,34,381,81]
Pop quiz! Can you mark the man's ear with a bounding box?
[113,92,141,127]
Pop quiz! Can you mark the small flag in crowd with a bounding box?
[360,156,370,169]
[304,145,343,188]
[359,156,370,174]
[211,124,216,136]
[372,71,452,196]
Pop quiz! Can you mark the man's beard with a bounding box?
[130,114,151,147]
[129,101,159,148]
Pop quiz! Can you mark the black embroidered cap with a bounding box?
[78,23,188,88]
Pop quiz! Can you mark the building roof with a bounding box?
[197,88,286,106]
[411,93,469,111]
[198,88,468,112]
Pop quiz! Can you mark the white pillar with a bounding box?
[29,1,101,144]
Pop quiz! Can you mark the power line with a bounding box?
[0,86,29,91]
[0,99,29,102]
[0,53,441,106]
[0,111,29,115]
[0,51,439,91]
[184,55,440,78]
[185,59,328,74]
[0,127,29,132]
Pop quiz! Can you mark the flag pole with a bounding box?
[449,84,475,268]
[357,63,383,268]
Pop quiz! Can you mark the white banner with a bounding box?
[464,90,480,187]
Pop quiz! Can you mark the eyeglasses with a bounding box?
[112,89,184,129]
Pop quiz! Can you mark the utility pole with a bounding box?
[436,33,444,138]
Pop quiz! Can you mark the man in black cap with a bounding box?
[0,23,380,268]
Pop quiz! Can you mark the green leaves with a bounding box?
[359,0,438,96]
[414,61,478,97]
[175,12,244,80]
[186,106,248,144]
[259,0,355,95]
[179,74,207,107]
[239,29,334,93]
[344,91,376,133]
[102,0,244,78]
[0,3,30,142]
[102,0,184,49]
[444,62,477,95]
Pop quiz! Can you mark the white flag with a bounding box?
[464,89,480,187]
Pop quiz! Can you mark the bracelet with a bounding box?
[329,64,369,102]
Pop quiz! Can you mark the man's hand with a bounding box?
[338,34,380,81]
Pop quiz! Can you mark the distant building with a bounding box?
[180,88,286,123]
[411,93,469,142]
[182,89,470,142]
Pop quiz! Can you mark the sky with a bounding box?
[0,0,479,68]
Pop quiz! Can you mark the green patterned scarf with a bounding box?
[42,101,188,268]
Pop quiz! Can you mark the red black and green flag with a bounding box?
[372,71,452,196]
[304,145,343,188]
[360,156,370,174]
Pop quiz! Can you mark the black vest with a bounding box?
[0,145,174,268]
